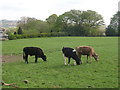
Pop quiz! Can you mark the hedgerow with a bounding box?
[8,32,68,40]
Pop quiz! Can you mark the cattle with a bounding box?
[62,47,82,65]
[23,47,47,64]
[75,46,99,64]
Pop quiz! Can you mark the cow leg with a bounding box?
[86,55,89,63]
[25,54,28,64]
[35,55,38,63]
[74,60,76,65]
[78,54,82,64]
[79,55,82,64]
[63,54,67,65]
[68,57,70,65]
[90,55,92,64]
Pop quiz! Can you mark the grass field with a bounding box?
[2,37,118,88]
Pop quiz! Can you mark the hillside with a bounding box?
[0,19,18,28]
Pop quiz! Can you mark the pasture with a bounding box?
[2,37,118,88]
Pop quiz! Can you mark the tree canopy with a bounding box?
[17,9,105,36]
[106,11,119,36]
[46,14,58,32]
[17,17,49,34]
[55,10,104,36]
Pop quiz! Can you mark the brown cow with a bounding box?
[75,46,99,64]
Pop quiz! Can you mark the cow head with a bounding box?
[93,54,99,61]
[75,58,82,65]
[42,55,47,61]
[73,49,82,65]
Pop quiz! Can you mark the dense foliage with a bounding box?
[16,10,105,38]
[8,32,68,40]
[105,11,119,36]
[55,10,104,36]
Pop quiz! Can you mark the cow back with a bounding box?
[23,47,44,56]
[62,47,76,57]
[76,46,94,55]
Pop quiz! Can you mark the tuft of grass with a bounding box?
[2,37,118,88]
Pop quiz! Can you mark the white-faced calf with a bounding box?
[62,47,82,65]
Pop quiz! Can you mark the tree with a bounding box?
[17,27,23,34]
[46,14,58,24]
[17,17,49,34]
[55,10,104,36]
[106,26,117,36]
[46,14,58,32]
[17,17,37,30]
[106,12,119,36]
[118,11,120,36]
[81,10,104,27]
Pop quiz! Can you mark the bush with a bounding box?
[40,33,51,37]
[8,32,68,40]
[50,32,67,37]
[8,34,16,40]
[15,35,23,39]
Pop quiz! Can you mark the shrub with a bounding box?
[51,32,68,36]
[8,34,16,40]
[40,33,51,37]
[8,32,68,40]
[15,35,23,39]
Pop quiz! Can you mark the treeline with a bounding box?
[106,11,119,36]
[8,9,119,40]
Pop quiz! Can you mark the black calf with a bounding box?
[62,47,82,65]
[23,47,47,64]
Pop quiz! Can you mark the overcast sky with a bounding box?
[0,0,119,25]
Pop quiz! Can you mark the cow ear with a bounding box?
[73,49,76,52]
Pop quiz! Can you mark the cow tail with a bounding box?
[23,51,25,60]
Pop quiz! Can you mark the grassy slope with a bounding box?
[2,37,118,88]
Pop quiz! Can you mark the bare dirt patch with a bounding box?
[2,55,22,63]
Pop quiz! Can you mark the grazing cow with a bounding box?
[75,46,99,64]
[23,47,47,64]
[62,47,82,65]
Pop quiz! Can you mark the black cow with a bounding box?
[23,47,47,64]
[62,47,82,65]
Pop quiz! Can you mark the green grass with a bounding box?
[2,37,118,88]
